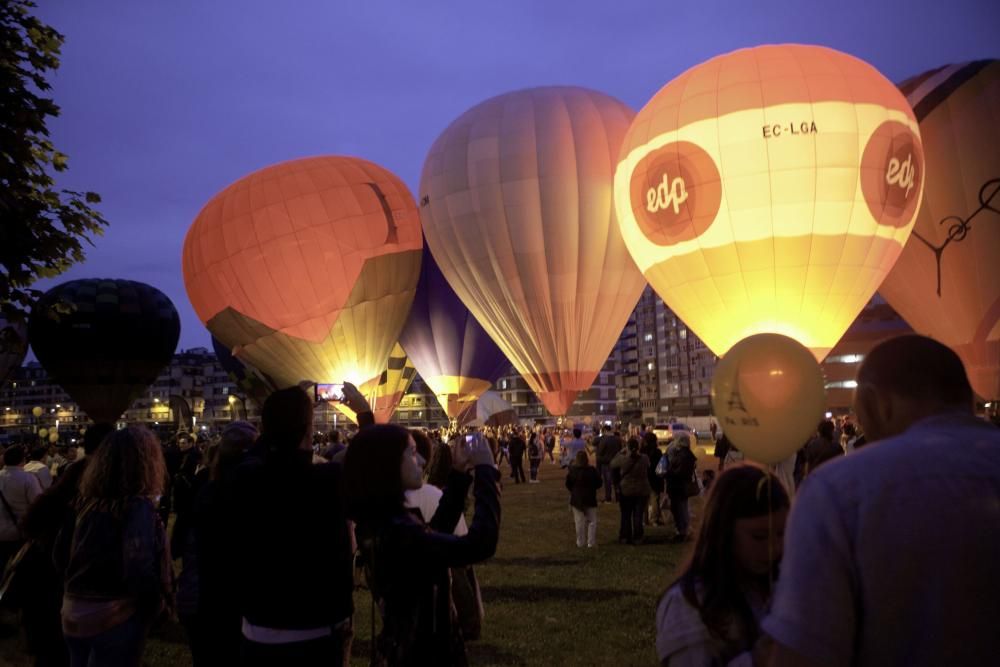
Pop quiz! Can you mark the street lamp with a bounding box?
[228,394,247,421]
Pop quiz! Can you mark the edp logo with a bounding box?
[645,172,689,216]
[629,141,722,246]
[885,153,917,199]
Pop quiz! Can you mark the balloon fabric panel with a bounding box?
[880,61,1000,399]
[420,87,647,415]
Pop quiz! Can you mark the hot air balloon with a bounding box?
[28,279,181,423]
[211,335,276,405]
[419,87,647,416]
[399,243,510,419]
[615,44,924,361]
[183,156,423,390]
[456,390,517,428]
[360,343,417,424]
[879,60,1000,401]
[0,314,28,385]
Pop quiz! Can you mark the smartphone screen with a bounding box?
[465,434,475,443]
[315,383,344,402]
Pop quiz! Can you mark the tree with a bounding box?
[0,0,107,323]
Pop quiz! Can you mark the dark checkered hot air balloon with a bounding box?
[28,279,181,423]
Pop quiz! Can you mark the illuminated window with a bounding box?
[647,361,655,371]
[827,354,865,364]
[824,380,859,389]
[643,333,654,342]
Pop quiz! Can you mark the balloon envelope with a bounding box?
[399,243,510,418]
[361,343,417,424]
[183,156,423,390]
[879,61,1000,400]
[420,86,647,415]
[28,279,181,423]
[711,333,826,464]
[0,315,28,385]
[615,44,924,361]
[457,390,517,428]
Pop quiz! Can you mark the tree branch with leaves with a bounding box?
[0,0,107,324]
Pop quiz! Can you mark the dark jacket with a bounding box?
[360,465,501,666]
[611,451,653,497]
[226,451,354,630]
[802,435,843,475]
[642,441,664,494]
[508,436,526,462]
[595,434,622,466]
[665,445,697,496]
[565,465,601,510]
[57,496,172,618]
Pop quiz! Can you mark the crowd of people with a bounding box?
[0,334,997,666]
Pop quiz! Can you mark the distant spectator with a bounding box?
[0,445,42,567]
[565,450,601,548]
[611,438,652,545]
[24,444,53,490]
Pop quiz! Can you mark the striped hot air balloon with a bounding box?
[880,60,1000,401]
[420,87,647,416]
[183,156,423,390]
[399,243,509,419]
[360,343,417,424]
[615,44,924,361]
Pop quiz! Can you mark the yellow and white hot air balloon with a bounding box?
[615,44,924,361]
[420,87,647,415]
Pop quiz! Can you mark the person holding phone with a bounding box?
[345,426,500,665]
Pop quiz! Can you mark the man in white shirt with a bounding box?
[764,335,1000,667]
[0,445,43,567]
[23,445,53,491]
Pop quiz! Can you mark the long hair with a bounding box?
[670,465,789,645]
[79,426,166,507]
[343,424,411,523]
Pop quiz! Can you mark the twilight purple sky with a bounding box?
[32,0,998,352]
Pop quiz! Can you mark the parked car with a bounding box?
[653,423,697,446]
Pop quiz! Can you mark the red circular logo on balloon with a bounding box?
[860,121,923,228]
[629,141,722,246]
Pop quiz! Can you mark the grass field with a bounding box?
[1,447,714,666]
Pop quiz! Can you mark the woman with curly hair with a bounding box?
[56,425,172,667]
[655,465,789,666]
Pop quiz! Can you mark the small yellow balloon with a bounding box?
[48,433,59,444]
[32,406,43,417]
[711,334,826,464]
[37,428,48,437]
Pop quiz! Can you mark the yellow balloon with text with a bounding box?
[711,333,826,464]
[615,44,924,361]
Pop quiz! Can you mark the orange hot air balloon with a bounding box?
[879,61,1000,401]
[419,87,647,416]
[615,44,924,361]
[183,156,422,389]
